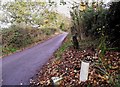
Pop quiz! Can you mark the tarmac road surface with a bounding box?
[2,32,68,85]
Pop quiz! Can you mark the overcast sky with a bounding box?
[1,0,112,17]
[54,0,111,17]
[0,0,115,28]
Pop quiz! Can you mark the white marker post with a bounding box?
[80,61,90,82]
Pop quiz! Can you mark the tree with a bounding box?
[70,0,107,40]
[1,0,58,27]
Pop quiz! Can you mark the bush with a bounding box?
[70,1,120,50]
[2,25,34,54]
[2,25,57,55]
[105,1,120,49]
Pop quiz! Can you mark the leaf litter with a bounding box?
[30,46,120,87]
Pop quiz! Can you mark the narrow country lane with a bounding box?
[2,32,68,85]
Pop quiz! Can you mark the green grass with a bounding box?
[54,35,99,59]
[55,35,72,59]
[79,39,99,50]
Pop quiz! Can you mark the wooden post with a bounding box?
[72,33,79,49]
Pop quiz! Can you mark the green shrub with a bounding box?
[2,25,57,55]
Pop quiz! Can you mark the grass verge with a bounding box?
[54,34,72,59]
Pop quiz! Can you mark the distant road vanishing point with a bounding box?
[2,32,68,85]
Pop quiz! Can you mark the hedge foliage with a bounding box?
[70,1,120,50]
[2,25,57,55]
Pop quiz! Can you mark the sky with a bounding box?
[55,0,114,17]
[1,0,112,18]
[0,0,114,28]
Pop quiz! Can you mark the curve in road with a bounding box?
[2,32,68,85]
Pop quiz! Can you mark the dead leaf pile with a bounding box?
[30,47,120,87]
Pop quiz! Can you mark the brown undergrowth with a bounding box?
[30,36,120,87]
